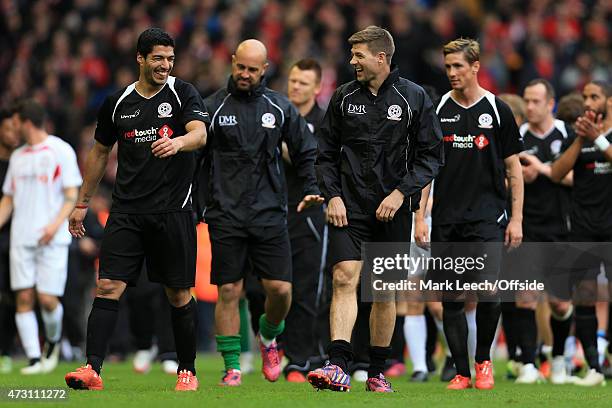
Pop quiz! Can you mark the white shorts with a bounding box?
[10,244,69,296]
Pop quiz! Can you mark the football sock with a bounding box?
[475,300,501,363]
[404,315,427,372]
[41,302,63,343]
[550,305,573,356]
[501,302,518,361]
[328,339,353,373]
[259,314,284,345]
[515,307,537,364]
[443,302,470,377]
[466,308,477,359]
[239,298,250,352]
[575,306,600,372]
[15,311,41,359]
[86,297,119,374]
[216,335,241,371]
[368,346,392,378]
[170,297,198,375]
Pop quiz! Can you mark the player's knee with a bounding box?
[264,280,291,299]
[37,294,59,311]
[218,282,242,304]
[165,288,191,308]
[332,263,359,293]
[405,301,425,315]
[15,289,35,312]
[96,279,125,299]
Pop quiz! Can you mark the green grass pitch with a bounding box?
[1,355,612,407]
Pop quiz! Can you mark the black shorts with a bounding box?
[428,220,505,292]
[99,212,196,288]
[208,223,292,286]
[327,210,412,268]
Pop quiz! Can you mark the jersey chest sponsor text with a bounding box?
[443,133,489,150]
[122,125,174,143]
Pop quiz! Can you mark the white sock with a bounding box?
[41,303,63,343]
[15,311,41,359]
[434,317,452,357]
[259,333,274,347]
[404,315,428,372]
[466,309,477,360]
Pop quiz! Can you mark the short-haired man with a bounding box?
[203,40,322,387]
[550,80,612,386]
[65,28,207,391]
[512,79,573,384]
[0,100,82,375]
[283,58,329,382]
[307,25,443,392]
[431,38,524,390]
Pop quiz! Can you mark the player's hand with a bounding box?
[504,217,523,249]
[39,223,60,245]
[376,189,404,222]
[414,217,430,249]
[327,196,348,227]
[575,111,603,142]
[68,207,87,238]
[519,153,540,183]
[297,194,324,212]
[151,136,183,158]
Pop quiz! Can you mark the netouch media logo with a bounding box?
[123,125,174,143]
[443,133,489,150]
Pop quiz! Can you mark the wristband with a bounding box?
[594,134,610,151]
[75,204,88,209]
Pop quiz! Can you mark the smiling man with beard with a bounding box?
[307,25,443,393]
[65,28,208,392]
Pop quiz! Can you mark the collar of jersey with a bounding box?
[227,76,266,98]
[356,65,399,95]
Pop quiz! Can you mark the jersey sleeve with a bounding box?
[315,89,343,201]
[180,81,210,126]
[94,97,118,147]
[59,143,83,188]
[498,100,523,158]
[2,156,14,196]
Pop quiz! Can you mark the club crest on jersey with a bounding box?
[387,105,402,121]
[347,104,366,115]
[158,102,173,118]
[262,113,276,128]
[550,139,562,156]
[478,113,493,129]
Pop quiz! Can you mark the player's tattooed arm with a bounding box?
[69,142,112,238]
[504,154,523,248]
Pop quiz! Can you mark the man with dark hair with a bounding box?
[307,25,443,393]
[513,78,573,384]
[550,80,612,386]
[0,100,82,375]
[64,27,207,391]
[202,40,321,387]
[0,108,19,374]
[432,38,524,390]
[283,58,329,382]
[556,93,584,127]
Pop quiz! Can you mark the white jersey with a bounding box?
[3,135,82,246]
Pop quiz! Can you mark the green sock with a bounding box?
[216,335,241,371]
[258,314,285,341]
[239,299,250,352]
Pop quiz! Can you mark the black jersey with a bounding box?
[433,91,523,225]
[94,76,208,213]
[563,129,612,234]
[519,120,572,240]
[284,103,325,211]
